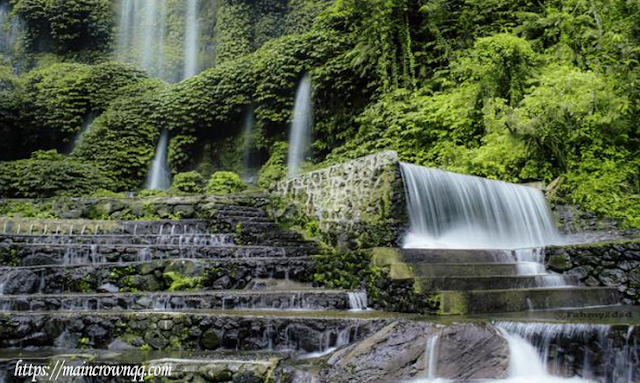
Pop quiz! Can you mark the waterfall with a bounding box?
[70,112,97,153]
[497,322,637,383]
[287,74,313,178]
[146,129,172,190]
[347,291,368,311]
[241,107,257,182]
[183,0,199,79]
[425,335,440,380]
[0,0,20,54]
[399,163,562,249]
[116,0,168,79]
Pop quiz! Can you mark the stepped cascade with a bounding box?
[0,196,374,380]
[287,74,313,178]
[146,129,172,190]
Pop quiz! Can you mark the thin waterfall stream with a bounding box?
[146,129,172,190]
[287,74,313,178]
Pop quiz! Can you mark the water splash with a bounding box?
[183,0,199,79]
[400,163,563,249]
[287,74,313,178]
[146,129,172,190]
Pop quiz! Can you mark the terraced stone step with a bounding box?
[417,274,579,291]
[0,349,283,383]
[0,258,315,294]
[438,287,621,314]
[1,233,236,246]
[401,248,543,264]
[0,242,316,266]
[1,219,210,236]
[0,289,362,312]
[411,262,545,277]
[0,311,381,352]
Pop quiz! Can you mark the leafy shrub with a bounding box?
[258,141,289,188]
[13,0,113,53]
[0,150,113,198]
[206,171,247,195]
[170,171,205,194]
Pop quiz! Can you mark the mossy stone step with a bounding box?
[401,248,527,263]
[437,287,621,315]
[0,257,315,294]
[0,289,357,312]
[411,263,537,277]
[417,274,578,291]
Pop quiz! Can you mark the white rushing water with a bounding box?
[183,0,199,79]
[146,129,172,190]
[412,326,602,383]
[117,0,168,78]
[400,163,563,249]
[347,291,368,311]
[287,74,313,178]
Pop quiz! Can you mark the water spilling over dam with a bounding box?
[400,163,563,249]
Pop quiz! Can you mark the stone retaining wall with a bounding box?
[545,240,640,304]
[274,151,406,248]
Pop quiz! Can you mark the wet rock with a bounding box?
[0,269,39,294]
[98,283,120,293]
[108,339,135,350]
[322,321,508,383]
[548,253,572,272]
[599,269,627,286]
[200,328,220,350]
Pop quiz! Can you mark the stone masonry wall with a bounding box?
[274,151,406,248]
[545,240,640,304]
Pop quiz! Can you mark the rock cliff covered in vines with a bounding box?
[0,0,639,228]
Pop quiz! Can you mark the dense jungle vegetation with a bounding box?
[0,0,638,228]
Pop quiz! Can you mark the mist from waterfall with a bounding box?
[146,129,172,190]
[184,0,199,79]
[399,163,562,249]
[287,74,313,178]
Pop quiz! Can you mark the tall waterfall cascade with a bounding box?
[116,0,206,81]
[287,74,313,178]
[146,129,172,190]
[70,112,97,153]
[400,163,563,249]
[0,1,20,54]
[183,0,200,79]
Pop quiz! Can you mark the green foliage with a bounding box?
[74,79,166,191]
[0,150,113,198]
[206,171,247,195]
[12,0,113,53]
[258,141,289,188]
[163,272,203,292]
[170,171,205,194]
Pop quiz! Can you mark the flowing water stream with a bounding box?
[287,74,313,178]
[400,163,562,250]
[146,129,172,190]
